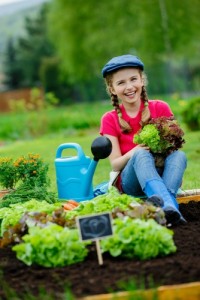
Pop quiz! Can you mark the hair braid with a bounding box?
[140,85,151,125]
[111,94,132,133]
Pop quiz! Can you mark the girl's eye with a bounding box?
[131,77,137,81]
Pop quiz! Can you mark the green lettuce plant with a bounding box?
[134,116,185,166]
[134,116,185,156]
[101,217,176,260]
[12,224,90,267]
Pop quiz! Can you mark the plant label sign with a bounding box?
[77,212,113,241]
[76,212,113,265]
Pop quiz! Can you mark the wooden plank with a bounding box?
[177,189,200,196]
[178,194,200,203]
[177,189,200,203]
[79,281,200,300]
[158,281,200,300]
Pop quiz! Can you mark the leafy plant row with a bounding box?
[0,188,176,267]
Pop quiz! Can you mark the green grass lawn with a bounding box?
[0,126,199,193]
[181,128,200,190]
[0,97,199,193]
[0,129,111,193]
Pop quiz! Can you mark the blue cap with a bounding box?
[102,54,144,77]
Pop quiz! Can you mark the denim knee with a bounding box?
[132,148,154,165]
[163,150,187,196]
[165,150,187,169]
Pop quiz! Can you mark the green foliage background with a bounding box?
[47,0,200,95]
[0,100,199,192]
[0,0,200,193]
[1,0,200,100]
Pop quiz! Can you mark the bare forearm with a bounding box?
[110,152,131,171]
[110,144,149,172]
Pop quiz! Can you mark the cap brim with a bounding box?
[102,63,144,77]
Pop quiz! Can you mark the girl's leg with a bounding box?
[121,149,186,225]
[121,149,160,194]
[121,150,148,197]
[121,149,163,206]
[162,150,187,196]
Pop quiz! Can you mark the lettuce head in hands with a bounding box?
[134,116,185,159]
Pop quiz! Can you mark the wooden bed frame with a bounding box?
[177,188,200,203]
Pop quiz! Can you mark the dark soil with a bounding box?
[0,201,200,299]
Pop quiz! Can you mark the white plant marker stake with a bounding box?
[96,239,103,265]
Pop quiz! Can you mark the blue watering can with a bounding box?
[55,136,112,201]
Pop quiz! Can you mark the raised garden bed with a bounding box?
[0,194,200,300]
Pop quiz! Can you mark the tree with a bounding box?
[48,0,142,82]
[18,3,55,87]
[3,3,55,89]
[48,0,200,95]
[3,38,23,89]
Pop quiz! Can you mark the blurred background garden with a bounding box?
[0,0,199,194]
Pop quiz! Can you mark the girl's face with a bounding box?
[110,68,143,105]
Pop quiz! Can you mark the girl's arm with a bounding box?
[104,134,149,172]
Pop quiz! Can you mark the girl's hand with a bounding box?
[128,144,150,158]
[135,144,150,150]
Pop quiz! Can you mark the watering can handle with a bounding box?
[55,143,86,159]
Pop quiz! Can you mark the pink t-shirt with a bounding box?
[100,100,173,155]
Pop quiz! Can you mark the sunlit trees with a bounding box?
[4,3,55,89]
[3,0,200,99]
[48,0,200,95]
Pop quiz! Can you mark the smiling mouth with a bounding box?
[125,91,136,97]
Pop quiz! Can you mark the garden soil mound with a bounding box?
[0,201,200,299]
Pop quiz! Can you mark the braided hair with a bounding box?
[105,70,151,133]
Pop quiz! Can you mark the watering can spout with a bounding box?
[83,136,112,197]
[83,159,98,196]
[55,136,112,201]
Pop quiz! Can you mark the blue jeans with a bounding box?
[121,149,187,198]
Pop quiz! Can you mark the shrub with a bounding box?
[182,97,200,131]
[0,154,49,190]
[0,102,109,140]
[0,158,18,189]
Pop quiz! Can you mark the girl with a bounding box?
[100,54,187,226]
